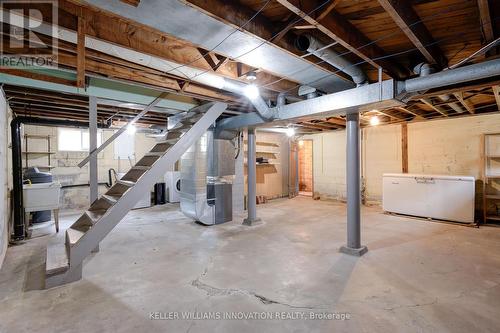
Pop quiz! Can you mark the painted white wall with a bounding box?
[302,131,347,201]
[0,89,9,269]
[23,125,157,209]
[306,113,500,204]
[363,124,402,201]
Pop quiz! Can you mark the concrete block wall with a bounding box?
[298,140,313,192]
[302,131,347,201]
[304,113,500,204]
[243,130,289,199]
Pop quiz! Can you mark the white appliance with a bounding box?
[23,182,61,211]
[116,172,151,209]
[383,173,475,223]
[165,171,181,203]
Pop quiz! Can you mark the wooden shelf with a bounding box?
[25,135,53,139]
[244,140,279,147]
[22,151,56,155]
[485,194,500,199]
[23,165,55,169]
[485,215,500,221]
[244,150,280,154]
[244,163,280,166]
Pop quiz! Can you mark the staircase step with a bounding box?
[46,237,69,277]
[132,165,150,171]
[164,131,183,140]
[116,179,135,187]
[150,142,173,153]
[170,124,192,132]
[102,194,121,204]
[85,209,107,222]
[66,227,88,246]
[144,152,165,157]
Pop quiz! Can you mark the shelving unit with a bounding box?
[482,133,500,224]
[23,134,55,171]
[244,140,280,166]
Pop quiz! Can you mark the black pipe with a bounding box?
[10,116,108,242]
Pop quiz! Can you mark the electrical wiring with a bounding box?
[163,0,273,77]
[261,3,499,92]
[268,15,500,95]
[186,0,335,82]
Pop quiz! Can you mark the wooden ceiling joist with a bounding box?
[377,0,447,68]
[453,92,475,114]
[178,0,350,82]
[420,98,449,117]
[493,86,500,111]
[274,0,407,79]
[120,0,140,7]
[477,0,494,42]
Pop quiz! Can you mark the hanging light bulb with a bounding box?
[370,116,380,126]
[286,127,295,137]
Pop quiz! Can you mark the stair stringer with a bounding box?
[46,102,226,287]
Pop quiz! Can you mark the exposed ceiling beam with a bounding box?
[493,86,500,111]
[120,0,140,7]
[376,109,405,120]
[394,106,423,118]
[177,0,349,82]
[76,16,86,88]
[324,117,346,127]
[0,68,76,87]
[477,0,494,42]
[377,0,447,68]
[274,0,407,79]
[420,98,449,117]
[316,0,341,22]
[56,1,300,93]
[453,92,475,114]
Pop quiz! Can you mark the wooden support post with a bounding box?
[401,123,408,173]
[77,16,86,88]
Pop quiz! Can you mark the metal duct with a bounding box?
[4,9,274,120]
[413,63,464,113]
[296,35,368,86]
[405,59,500,93]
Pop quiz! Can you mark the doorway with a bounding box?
[298,139,313,197]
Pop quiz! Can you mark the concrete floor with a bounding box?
[1,197,500,332]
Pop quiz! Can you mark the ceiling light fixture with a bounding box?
[246,71,257,81]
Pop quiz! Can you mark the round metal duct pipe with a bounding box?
[295,35,368,86]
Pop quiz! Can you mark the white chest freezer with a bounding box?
[382,173,475,223]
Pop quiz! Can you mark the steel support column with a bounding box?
[89,96,98,204]
[89,96,100,253]
[340,113,368,256]
[243,127,260,225]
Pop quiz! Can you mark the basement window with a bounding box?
[58,128,103,152]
